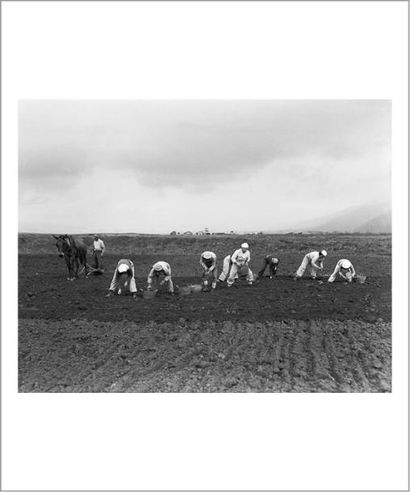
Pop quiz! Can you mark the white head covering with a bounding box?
[272,257,279,264]
[118,264,129,273]
[203,251,213,260]
[320,250,328,257]
[154,262,164,271]
[241,242,249,249]
[340,259,352,269]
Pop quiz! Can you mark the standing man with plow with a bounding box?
[92,234,105,270]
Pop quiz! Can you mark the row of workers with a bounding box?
[294,250,356,282]
[105,243,356,297]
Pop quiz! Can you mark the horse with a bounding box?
[53,234,90,280]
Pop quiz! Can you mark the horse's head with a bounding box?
[53,235,69,258]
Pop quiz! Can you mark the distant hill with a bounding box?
[294,201,392,234]
[353,211,392,233]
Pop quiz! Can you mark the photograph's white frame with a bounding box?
[2,1,408,490]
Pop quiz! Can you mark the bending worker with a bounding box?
[294,250,327,280]
[147,261,174,293]
[257,255,280,279]
[227,243,254,287]
[200,251,217,290]
[328,259,356,283]
[218,250,236,283]
[106,259,137,298]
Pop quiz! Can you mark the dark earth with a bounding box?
[18,234,392,392]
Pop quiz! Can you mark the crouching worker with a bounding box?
[328,259,356,283]
[257,255,280,279]
[294,250,327,280]
[200,251,217,290]
[227,243,254,287]
[147,261,174,294]
[218,251,235,283]
[106,259,137,298]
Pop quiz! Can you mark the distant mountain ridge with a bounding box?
[353,211,392,233]
[300,201,391,233]
[265,201,392,234]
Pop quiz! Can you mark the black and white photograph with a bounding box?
[18,99,392,393]
[3,1,407,491]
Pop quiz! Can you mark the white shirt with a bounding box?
[231,248,250,266]
[306,251,323,268]
[93,239,105,252]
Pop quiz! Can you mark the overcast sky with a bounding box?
[19,100,391,233]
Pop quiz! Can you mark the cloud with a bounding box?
[18,100,391,232]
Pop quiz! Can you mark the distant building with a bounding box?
[195,231,205,236]
[204,227,210,235]
[170,230,177,236]
[183,231,193,235]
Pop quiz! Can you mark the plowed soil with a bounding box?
[18,237,392,393]
[19,318,391,393]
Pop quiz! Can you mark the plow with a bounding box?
[78,265,105,277]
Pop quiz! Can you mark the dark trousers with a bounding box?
[258,257,277,277]
[93,250,103,269]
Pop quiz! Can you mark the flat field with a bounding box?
[18,233,392,392]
